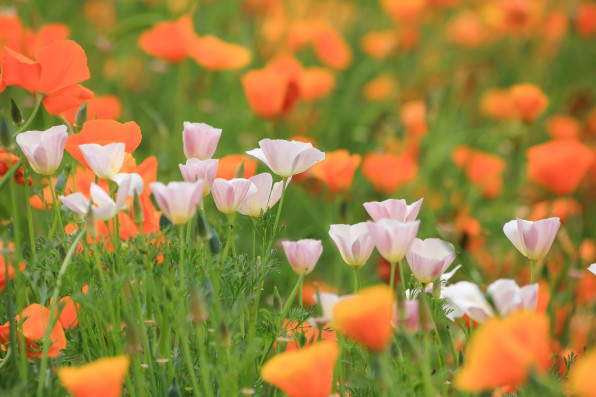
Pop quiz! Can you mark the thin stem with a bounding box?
[353,266,361,293]
[220,214,235,264]
[16,94,43,134]
[179,225,186,281]
[278,272,306,327]
[398,259,407,300]
[530,260,536,284]
[389,261,397,294]
[48,178,65,238]
[0,345,12,370]
[264,177,288,262]
[37,228,85,396]
[18,149,35,258]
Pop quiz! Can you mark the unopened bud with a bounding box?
[119,242,130,256]
[160,213,173,232]
[234,159,245,179]
[188,286,208,323]
[196,212,212,242]
[208,227,221,254]
[10,97,23,126]
[132,192,144,225]
[54,172,66,195]
[167,380,181,397]
[85,206,96,238]
[0,118,11,150]
[220,322,231,347]
[74,102,87,129]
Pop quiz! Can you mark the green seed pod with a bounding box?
[10,97,23,126]
[85,206,96,239]
[233,158,245,179]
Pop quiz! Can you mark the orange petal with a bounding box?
[59,355,130,397]
[43,84,94,115]
[189,35,251,70]
[0,46,41,93]
[36,40,90,94]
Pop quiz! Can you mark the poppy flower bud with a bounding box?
[85,206,96,238]
[188,286,208,323]
[54,172,67,195]
[168,380,181,397]
[74,102,87,130]
[0,118,11,150]
[195,212,212,242]
[10,97,23,126]
[234,159,245,179]
[160,213,173,232]
[132,191,144,225]
[208,227,221,254]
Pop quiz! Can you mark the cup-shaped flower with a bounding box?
[261,341,339,397]
[79,142,125,180]
[363,198,423,222]
[367,219,420,263]
[503,217,560,261]
[58,355,130,397]
[60,176,133,221]
[238,173,288,217]
[16,125,68,176]
[406,238,456,284]
[246,138,325,177]
[486,279,538,317]
[150,180,204,225]
[282,239,323,275]
[211,178,257,214]
[179,158,219,195]
[182,121,222,160]
[332,285,394,351]
[328,223,375,268]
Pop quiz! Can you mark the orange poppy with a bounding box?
[0,303,67,358]
[298,67,335,102]
[138,15,196,63]
[0,255,25,292]
[576,3,596,38]
[331,285,394,351]
[58,355,130,397]
[0,150,29,185]
[362,74,398,102]
[61,94,122,125]
[529,198,582,223]
[0,40,92,115]
[455,311,551,392]
[452,146,506,199]
[362,151,418,194]
[312,22,352,70]
[360,30,397,60]
[381,0,427,23]
[83,0,118,32]
[312,150,361,192]
[526,139,593,195]
[301,279,336,307]
[261,340,339,397]
[480,89,515,121]
[189,35,251,70]
[400,100,427,138]
[446,11,488,48]
[570,348,596,397]
[50,296,79,329]
[510,83,548,122]
[542,10,569,43]
[24,23,70,58]
[215,154,257,180]
[65,119,142,168]
[546,115,582,139]
[0,11,25,61]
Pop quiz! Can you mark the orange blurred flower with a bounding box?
[83,0,118,32]
[452,146,506,199]
[529,197,582,223]
[24,23,70,58]
[362,151,417,194]
[0,11,25,61]
[0,150,29,185]
[261,340,339,397]
[546,115,582,139]
[58,355,130,397]
[332,285,394,351]
[455,311,551,392]
[50,296,79,329]
[301,279,336,307]
[362,74,398,102]
[542,10,569,43]
[215,154,257,180]
[312,22,352,70]
[400,100,427,138]
[480,89,515,121]
[510,83,548,122]
[0,255,25,292]
[189,35,251,71]
[361,30,397,59]
[381,0,427,23]
[570,348,596,397]
[298,67,335,102]
[312,150,361,192]
[576,3,596,38]
[138,15,196,63]
[526,139,593,195]
[0,40,92,115]
[65,119,142,169]
[446,11,488,48]
[0,303,66,358]
[61,94,122,125]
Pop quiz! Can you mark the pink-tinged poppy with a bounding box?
[179,158,219,196]
[405,238,456,284]
[503,217,560,261]
[366,219,420,263]
[211,178,257,214]
[238,173,288,217]
[150,180,204,225]
[182,122,222,160]
[364,198,423,222]
[329,223,375,268]
[16,125,68,176]
[246,139,325,178]
[282,239,323,275]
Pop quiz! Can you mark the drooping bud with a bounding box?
[54,172,67,195]
[196,211,212,242]
[208,227,221,254]
[132,191,145,226]
[0,118,11,150]
[74,102,87,130]
[10,97,23,126]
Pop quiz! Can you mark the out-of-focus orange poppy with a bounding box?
[301,279,336,307]
[138,15,196,63]
[381,0,427,23]
[261,340,339,397]
[576,3,596,38]
[312,22,352,70]
[65,119,142,168]
[542,10,569,43]
[332,285,394,351]
[446,11,488,48]
[283,321,337,352]
[570,348,596,397]
[50,295,79,329]
[361,30,397,59]
[452,146,506,199]
[0,255,25,292]
[400,100,427,138]
[529,198,581,223]
[58,355,130,397]
[362,74,398,102]
[510,83,548,122]
[546,115,581,139]
[480,89,515,121]
[84,0,118,32]
[189,35,251,70]
[0,150,29,185]
[298,67,335,102]
[362,151,418,194]
[215,154,257,180]
[0,40,92,115]
[0,11,25,60]
[24,23,70,58]
[0,303,66,358]
[526,139,593,195]
[312,150,361,192]
[586,108,596,136]
[455,311,551,392]
[61,94,122,125]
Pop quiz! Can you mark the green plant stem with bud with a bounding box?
[17,148,35,258]
[48,178,65,238]
[15,94,43,135]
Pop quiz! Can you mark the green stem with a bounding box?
[37,228,85,396]
[278,272,306,327]
[0,158,23,192]
[389,261,397,294]
[179,225,186,281]
[264,177,287,263]
[48,178,65,238]
[16,94,43,134]
[530,260,536,284]
[18,149,35,258]
[220,215,235,264]
[0,345,12,370]
[353,266,361,293]
[398,259,407,300]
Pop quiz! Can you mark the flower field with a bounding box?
[1,0,596,396]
